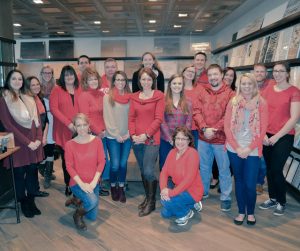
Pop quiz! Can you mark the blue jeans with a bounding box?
[106,138,131,184]
[71,184,100,221]
[159,139,173,170]
[228,151,260,215]
[101,137,111,181]
[198,139,232,201]
[257,157,266,185]
[132,144,159,181]
[160,191,195,218]
[192,130,199,150]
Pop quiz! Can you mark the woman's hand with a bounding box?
[204,128,217,140]
[79,182,94,193]
[116,135,124,143]
[238,147,251,159]
[160,188,170,201]
[28,141,37,150]
[263,135,269,146]
[268,135,280,146]
[35,140,41,148]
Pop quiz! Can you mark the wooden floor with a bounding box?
[0,154,300,251]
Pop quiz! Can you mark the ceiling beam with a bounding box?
[129,0,143,36]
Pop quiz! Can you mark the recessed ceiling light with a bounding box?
[94,21,101,24]
[149,20,156,24]
[13,23,21,27]
[102,30,110,33]
[203,14,211,18]
[148,0,158,2]
[148,29,156,32]
[178,13,188,17]
[195,29,203,32]
[173,25,181,28]
[57,31,65,34]
[14,32,20,35]
[33,0,43,3]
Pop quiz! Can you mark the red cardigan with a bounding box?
[65,137,105,187]
[224,96,268,156]
[160,147,203,202]
[49,85,82,149]
[128,90,164,145]
[78,89,105,135]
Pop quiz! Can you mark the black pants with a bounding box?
[44,143,55,158]
[14,164,39,201]
[263,133,294,205]
[56,145,70,187]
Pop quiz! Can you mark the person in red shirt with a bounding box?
[160,126,203,226]
[194,52,209,85]
[49,65,82,196]
[224,73,268,225]
[101,58,118,94]
[259,62,300,216]
[129,68,164,217]
[77,55,91,82]
[65,113,105,231]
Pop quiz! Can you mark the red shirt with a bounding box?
[160,147,203,202]
[128,90,164,145]
[195,69,209,85]
[49,85,82,149]
[262,82,300,135]
[65,137,105,187]
[185,86,201,130]
[100,74,110,94]
[78,89,105,135]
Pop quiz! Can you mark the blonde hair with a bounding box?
[72,113,90,126]
[236,73,259,99]
[81,67,101,91]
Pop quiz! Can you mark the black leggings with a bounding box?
[263,133,294,205]
[56,145,70,187]
[44,143,55,158]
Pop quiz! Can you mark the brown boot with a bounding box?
[111,186,119,201]
[65,196,82,207]
[119,186,126,203]
[139,180,157,217]
[73,207,87,230]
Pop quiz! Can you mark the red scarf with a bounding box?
[34,96,46,115]
[112,87,131,104]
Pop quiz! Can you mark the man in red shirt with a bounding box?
[101,58,118,94]
[194,52,209,85]
[77,55,91,83]
[193,64,233,211]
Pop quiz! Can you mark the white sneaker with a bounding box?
[175,210,194,226]
[194,201,203,212]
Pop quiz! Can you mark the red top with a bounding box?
[49,85,82,149]
[185,86,201,130]
[195,69,209,85]
[65,137,105,187]
[100,74,110,94]
[128,90,165,145]
[160,147,203,202]
[224,97,268,156]
[259,79,275,91]
[78,89,105,135]
[193,82,234,144]
[261,82,300,135]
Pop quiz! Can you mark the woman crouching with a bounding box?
[65,113,105,230]
[160,126,203,226]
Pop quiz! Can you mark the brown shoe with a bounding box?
[256,184,263,195]
[65,196,82,207]
[73,207,87,230]
[119,187,126,203]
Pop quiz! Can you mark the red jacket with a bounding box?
[49,85,82,149]
[160,147,203,202]
[193,82,234,144]
[195,69,209,85]
[128,90,164,145]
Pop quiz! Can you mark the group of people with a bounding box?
[0,51,299,230]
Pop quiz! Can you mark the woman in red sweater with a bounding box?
[49,65,81,196]
[65,113,105,231]
[129,68,164,217]
[224,73,268,225]
[260,62,300,216]
[160,126,203,226]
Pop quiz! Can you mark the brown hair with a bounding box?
[108,71,131,106]
[165,74,189,114]
[1,69,26,101]
[182,65,196,87]
[140,52,161,71]
[72,113,90,126]
[24,76,42,97]
[172,126,194,148]
[137,68,157,91]
[207,64,223,74]
[81,67,101,91]
[273,61,290,82]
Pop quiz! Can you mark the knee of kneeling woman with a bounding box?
[161,207,172,219]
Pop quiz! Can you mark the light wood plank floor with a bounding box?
[0,154,300,251]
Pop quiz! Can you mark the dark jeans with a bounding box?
[132,144,159,181]
[228,151,260,215]
[192,130,199,150]
[14,164,39,201]
[159,139,173,170]
[263,133,294,205]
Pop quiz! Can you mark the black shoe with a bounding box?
[20,197,35,218]
[99,188,110,196]
[233,215,245,225]
[65,186,72,196]
[34,190,49,197]
[27,196,41,215]
[217,187,221,193]
[247,216,256,225]
[210,180,219,189]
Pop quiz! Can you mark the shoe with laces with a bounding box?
[273,203,285,216]
[259,199,277,210]
[194,201,202,212]
[175,210,194,226]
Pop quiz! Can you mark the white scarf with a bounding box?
[3,90,40,129]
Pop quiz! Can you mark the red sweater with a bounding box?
[128,90,164,145]
[78,89,105,135]
[261,82,300,135]
[193,82,234,144]
[160,147,203,202]
[49,85,82,149]
[224,96,268,156]
[65,137,105,187]
[195,69,209,85]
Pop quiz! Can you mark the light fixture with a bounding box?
[14,32,20,35]
[13,23,22,27]
[148,0,158,2]
[178,13,188,17]
[174,25,181,28]
[57,31,65,34]
[149,20,156,24]
[148,29,156,32]
[33,0,43,3]
[102,30,110,33]
[195,29,203,32]
[94,21,101,24]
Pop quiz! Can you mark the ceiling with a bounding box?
[12,0,247,38]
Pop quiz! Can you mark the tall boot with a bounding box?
[20,197,34,218]
[111,186,119,201]
[65,196,82,208]
[73,207,87,230]
[44,161,54,189]
[27,195,41,216]
[139,180,157,217]
[38,163,46,177]
[119,186,126,203]
[138,175,148,210]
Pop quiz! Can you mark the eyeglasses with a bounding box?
[273,70,287,74]
[115,79,126,82]
[42,72,52,75]
[175,137,189,142]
